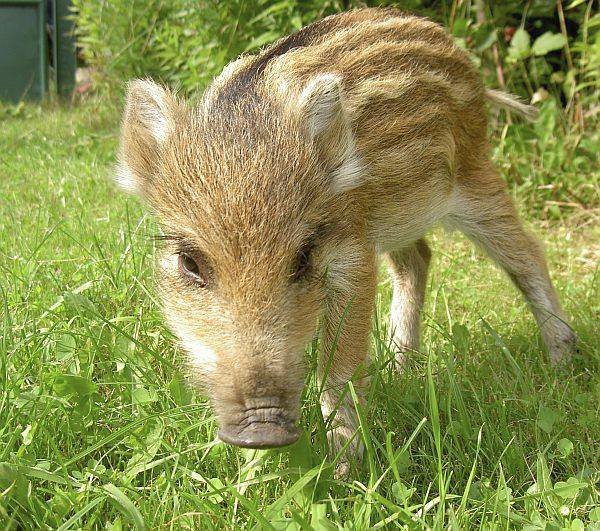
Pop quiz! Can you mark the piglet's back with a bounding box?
[209,8,489,182]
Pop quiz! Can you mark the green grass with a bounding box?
[0,98,598,530]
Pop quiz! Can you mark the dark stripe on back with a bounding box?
[215,15,346,104]
[214,8,405,105]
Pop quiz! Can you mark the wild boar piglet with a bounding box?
[116,8,576,469]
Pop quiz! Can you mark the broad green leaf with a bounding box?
[56,334,76,361]
[21,424,33,446]
[51,373,97,398]
[556,438,574,458]
[532,32,566,56]
[132,387,158,405]
[270,519,301,531]
[554,477,585,499]
[50,489,75,519]
[568,519,584,531]
[286,429,312,471]
[509,29,531,60]
[392,481,416,503]
[537,406,559,434]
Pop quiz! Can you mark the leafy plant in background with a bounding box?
[150,0,347,93]
[72,0,347,94]
[72,1,598,116]
[72,0,168,80]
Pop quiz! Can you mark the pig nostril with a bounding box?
[240,406,289,427]
[243,398,284,410]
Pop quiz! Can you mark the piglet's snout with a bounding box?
[218,402,300,449]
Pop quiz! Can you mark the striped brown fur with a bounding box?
[116,8,575,474]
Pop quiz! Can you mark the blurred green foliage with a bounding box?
[70,0,598,214]
[71,1,598,119]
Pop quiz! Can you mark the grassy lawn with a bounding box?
[0,98,598,529]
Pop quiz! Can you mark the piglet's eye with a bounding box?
[178,253,208,287]
[292,242,314,282]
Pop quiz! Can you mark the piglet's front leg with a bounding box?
[319,244,376,477]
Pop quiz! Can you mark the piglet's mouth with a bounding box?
[218,407,300,449]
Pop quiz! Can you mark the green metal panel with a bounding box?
[0,0,47,102]
[53,0,76,98]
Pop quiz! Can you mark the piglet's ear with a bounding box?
[116,79,180,194]
[299,74,364,194]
